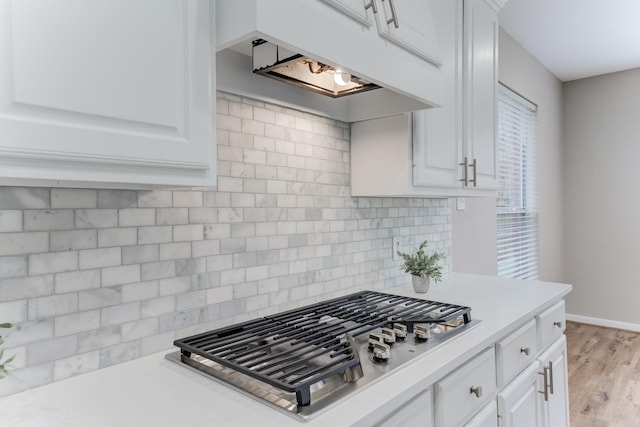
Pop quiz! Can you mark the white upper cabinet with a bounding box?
[351,0,503,197]
[412,0,461,190]
[319,0,374,26]
[374,0,441,65]
[0,0,215,187]
[462,0,499,192]
[351,0,459,197]
[320,0,442,65]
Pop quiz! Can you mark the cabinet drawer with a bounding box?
[435,347,497,427]
[495,319,537,387]
[537,300,566,350]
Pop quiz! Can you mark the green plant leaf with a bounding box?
[0,321,14,380]
[396,240,446,283]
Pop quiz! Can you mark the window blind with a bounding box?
[497,85,538,280]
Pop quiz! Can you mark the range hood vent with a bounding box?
[252,39,381,98]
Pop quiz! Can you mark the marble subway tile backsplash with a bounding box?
[0,92,451,397]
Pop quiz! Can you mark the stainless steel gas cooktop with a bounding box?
[166,290,481,421]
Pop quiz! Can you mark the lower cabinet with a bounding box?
[497,335,569,427]
[431,300,569,427]
[537,336,570,427]
[364,299,569,427]
[466,402,498,427]
[497,364,543,427]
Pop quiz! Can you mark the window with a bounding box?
[497,84,538,279]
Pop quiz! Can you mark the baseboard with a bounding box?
[566,313,640,332]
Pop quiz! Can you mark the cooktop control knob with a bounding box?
[368,333,383,349]
[393,324,407,340]
[414,324,431,341]
[381,327,396,344]
[371,341,391,362]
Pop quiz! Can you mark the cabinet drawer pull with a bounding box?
[364,0,377,13]
[469,385,482,398]
[520,347,530,356]
[548,361,554,395]
[553,321,563,328]
[382,0,399,28]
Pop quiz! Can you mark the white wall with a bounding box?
[563,68,640,326]
[453,29,565,282]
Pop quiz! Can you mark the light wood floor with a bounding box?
[566,321,640,426]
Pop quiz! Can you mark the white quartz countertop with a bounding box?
[0,273,571,427]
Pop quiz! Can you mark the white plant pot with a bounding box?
[412,275,431,293]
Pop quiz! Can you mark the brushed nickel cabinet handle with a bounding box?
[382,0,399,28]
[364,0,377,13]
[520,347,530,356]
[470,385,482,398]
[548,361,554,395]
[459,157,469,186]
[469,158,477,187]
[538,367,550,401]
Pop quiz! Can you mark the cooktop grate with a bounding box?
[173,290,472,407]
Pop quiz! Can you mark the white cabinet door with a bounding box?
[537,336,570,427]
[319,0,373,26]
[497,363,543,427]
[0,0,215,187]
[412,0,461,189]
[412,108,461,189]
[462,0,498,191]
[373,0,441,65]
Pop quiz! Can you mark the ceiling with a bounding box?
[499,0,640,82]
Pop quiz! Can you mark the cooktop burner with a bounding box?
[166,290,480,421]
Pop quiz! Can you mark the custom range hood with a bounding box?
[252,39,381,99]
[215,1,447,122]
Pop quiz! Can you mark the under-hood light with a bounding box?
[252,39,380,98]
[333,69,351,87]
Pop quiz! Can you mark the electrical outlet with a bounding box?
[392,237,401,260]
[456,197,466,211]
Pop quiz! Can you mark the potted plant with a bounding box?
[0,322,15,379]
[397,241,445,293]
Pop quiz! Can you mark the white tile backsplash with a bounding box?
[0,92,452,397]
[0,255,27,279]
[0,210,23,233]
[24,210,74,232]
[0,232,49,256]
